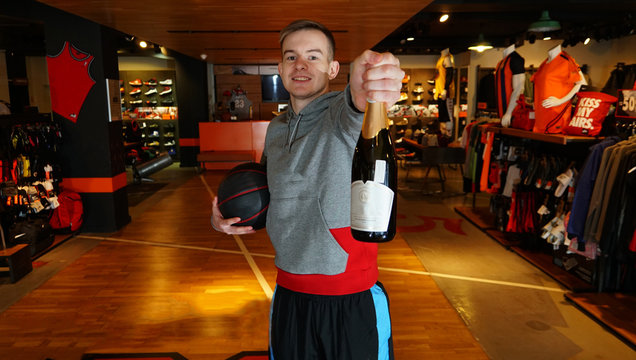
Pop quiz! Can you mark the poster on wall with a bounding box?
[616,89,636,119]
[106,78,122,122]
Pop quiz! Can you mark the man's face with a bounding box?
[278,29,339,107]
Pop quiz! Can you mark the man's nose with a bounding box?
[294,59,307,70]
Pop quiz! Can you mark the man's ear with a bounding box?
[328,60,340,80]
[278,62,283,75]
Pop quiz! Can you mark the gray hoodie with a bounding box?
[262,86,379,295]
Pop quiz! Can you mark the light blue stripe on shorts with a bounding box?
[370,283,392,360]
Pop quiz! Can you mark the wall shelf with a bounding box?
[483,125,601,145]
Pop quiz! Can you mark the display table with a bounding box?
[198,121,269,170]
[399,138,465,192]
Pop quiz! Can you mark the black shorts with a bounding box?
[269,282,394,360]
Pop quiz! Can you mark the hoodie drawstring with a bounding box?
[285,113,302,152]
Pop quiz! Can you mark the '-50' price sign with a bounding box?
[617,89,636,119]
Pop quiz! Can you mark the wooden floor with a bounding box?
[0,169,488,360]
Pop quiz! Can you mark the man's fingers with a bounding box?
[359,50,400,67]
[364,64,404,82]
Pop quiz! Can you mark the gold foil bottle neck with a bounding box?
[361,101,389,139]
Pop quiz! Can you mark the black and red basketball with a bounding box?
[217,162,269,229]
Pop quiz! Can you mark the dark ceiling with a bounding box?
[374,0,636,56]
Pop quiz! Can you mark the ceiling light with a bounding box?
[200,53,208,60]
[406,37,415,41]
[543,36,552,40]
[528,11,561,32]
[584,37,591,45]
[139,40,148,48]
[439,14,449,23]
[468,33,493,52]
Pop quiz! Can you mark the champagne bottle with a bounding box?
[351,100,397,242]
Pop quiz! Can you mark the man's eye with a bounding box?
[308,56,318,60]
[286,56,296,61]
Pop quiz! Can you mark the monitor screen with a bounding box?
[261,74,290,102]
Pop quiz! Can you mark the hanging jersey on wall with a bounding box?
[495,51,525,118]
[46,41,96,123]
[229,87,252,120]
[531,51,581,134]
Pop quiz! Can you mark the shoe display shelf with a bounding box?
[119,70,177,121]
[137,119,177,159]
[120,71,179,161]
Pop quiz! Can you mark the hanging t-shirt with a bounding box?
[531,51,581,134]
[495,51,525,118]
[46,41,96,123]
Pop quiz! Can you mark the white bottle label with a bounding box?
[351,180,394,232]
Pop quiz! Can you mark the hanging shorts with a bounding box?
[269,282,394,360]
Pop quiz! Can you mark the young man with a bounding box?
[212,19,404,359]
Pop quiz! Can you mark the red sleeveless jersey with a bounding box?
[46,42,96,123]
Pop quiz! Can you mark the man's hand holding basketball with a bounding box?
[211,196,256,235]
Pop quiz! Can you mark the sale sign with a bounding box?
[617,89,636,119]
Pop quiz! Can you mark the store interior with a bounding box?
[0,0,635,359]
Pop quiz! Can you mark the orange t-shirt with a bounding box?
[531,51,581,134]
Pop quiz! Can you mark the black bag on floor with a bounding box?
[8,218,55,256]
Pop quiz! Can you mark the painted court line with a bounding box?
[379,266,567,293]
[80,234,565,294]
[199,174,274,300]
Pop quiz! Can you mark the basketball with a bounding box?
[217,162,269,229]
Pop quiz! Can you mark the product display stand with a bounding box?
[455,125,603,291]
[455,123,636,347]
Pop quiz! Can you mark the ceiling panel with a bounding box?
[37,0,432,64]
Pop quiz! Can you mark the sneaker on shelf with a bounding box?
[130,99,143,105]
[148,141,160,147]
[146,100,158,106]
[144,88,158,96]
[150,130,160,138]
[161,98,175,105]
[144,78,157,86]
[159,87,172,95]
[149,123,159,129]
[168,147,176,156]
[164,132,175,137]
[129,78,142,86]
[164,140,176,146]
[129,88,142,96]
[159,79,173,86]
[120,87,125,93]
[140,121,147,129]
